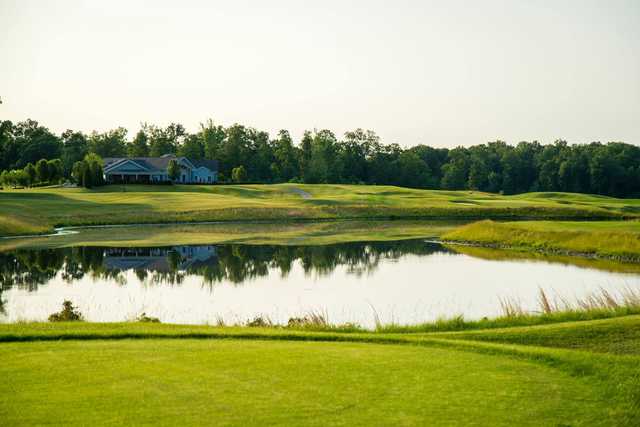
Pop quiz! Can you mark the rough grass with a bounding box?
[443,219,640,260]
[1,184,638,236]
[0,316,639,425]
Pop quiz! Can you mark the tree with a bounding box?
[88,128,127,158]
[299,131,313,182]
[0,120,15,172]
[73,153,105,188]
[0,169,28,188]
[11,120,62,168]
[394,152,433,188]
[231,165,248,182]
[23,163,36,186]
[200,119,226,161]
[35,159,50,183]
[441,148,469,190]
[167,160,180,182]
[47,159,63,183]
[71,160,87,185]
[61,130,88,176]
[127,128,150,157]
[178,134,204,159]
[148,123,185,157]
[271,130,299,182]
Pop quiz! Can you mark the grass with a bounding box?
[1,316,639,425]
[1,183,639,236]
[442,219,640,260]
[376,287,640,333]
[0,219,461,251]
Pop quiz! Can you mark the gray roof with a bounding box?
[190,158,219,171]
[104,156,218,173]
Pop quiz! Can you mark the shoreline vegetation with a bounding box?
[1,184,640,237]
[5,287,639,335]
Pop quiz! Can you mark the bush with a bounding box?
[136,312,160,323]
[247,315,272,327]
[48,300,83,322]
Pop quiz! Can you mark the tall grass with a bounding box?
[47,288,640,334]
[376,287,640,333]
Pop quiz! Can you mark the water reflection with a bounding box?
[2,241,639,326]
[0,240,449,291]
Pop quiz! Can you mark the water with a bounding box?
[1,240,639,328]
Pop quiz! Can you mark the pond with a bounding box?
[1,239,639,328]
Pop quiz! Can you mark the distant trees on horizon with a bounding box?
[1,118,639,198]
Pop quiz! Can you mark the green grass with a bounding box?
[0,219,460,251]
[435,315,640,355]
[443,219,640,260]
[1,317,639,425]
[1,184,638,236]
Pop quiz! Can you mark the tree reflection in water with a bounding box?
[0,240,450,293]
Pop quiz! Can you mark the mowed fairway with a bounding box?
[1,183,640,236]
[0,317,638,426]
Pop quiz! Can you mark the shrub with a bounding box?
[48,300,83,322]
[136,312,160,323]
[247,315,272,327]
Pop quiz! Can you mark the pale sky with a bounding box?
[1,0,639,147]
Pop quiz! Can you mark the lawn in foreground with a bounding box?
[0,339,613,426]
[1,183,638,236]
[1,317,639,426]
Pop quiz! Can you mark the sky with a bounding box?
[1,0,639,147]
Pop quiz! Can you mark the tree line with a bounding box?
[1,118,639,197]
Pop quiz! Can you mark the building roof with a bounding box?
[103,156,218,173]
[190,158,219,171]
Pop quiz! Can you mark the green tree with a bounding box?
[200,119,226,161]
[11,119,62,168]
[71,160,87,185]
[88,128,127,158]
[23,163,36,186]
[35,158,50,183]
[47,159,63,183]
[271,130,299,182]
[231,165,248,182]
[167,160,181,182]
[148,123,185,157]
[394,152,433,188]
[178,134,204,159]
[80,153,105,188]
[128,128,150,157]
[441,148,469,190]
[299,131,313,182]
[61,130,88,176]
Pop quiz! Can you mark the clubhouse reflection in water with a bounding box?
[0,240,450,298]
